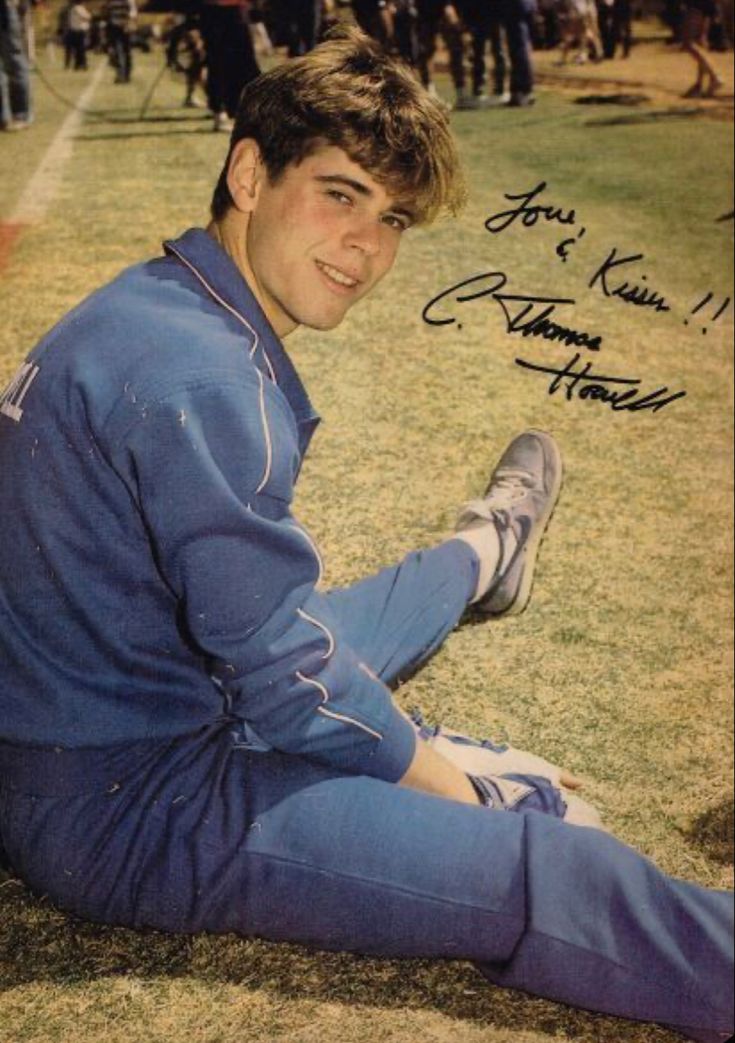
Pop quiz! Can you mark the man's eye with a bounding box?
[383,215,410,232]
[327,190,353,205]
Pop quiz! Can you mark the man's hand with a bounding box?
[411,715,585,793]
[559,769,583,790]
[398,739,604,830]
[395,707,599,824]
[406,714,605,829]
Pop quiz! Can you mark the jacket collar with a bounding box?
[163,228,320,450]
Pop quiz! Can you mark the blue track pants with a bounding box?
[0,542,732,1042]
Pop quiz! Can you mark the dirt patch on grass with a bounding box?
[681,798,735,865]
[0,223,26,275]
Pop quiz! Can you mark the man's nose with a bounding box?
[344,217,382,258]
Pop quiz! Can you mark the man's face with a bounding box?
[230,145,415,337]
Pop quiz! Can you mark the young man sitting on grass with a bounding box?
[0,29,732,1043]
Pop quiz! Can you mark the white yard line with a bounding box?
[9,59,107,225]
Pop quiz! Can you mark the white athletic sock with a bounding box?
[450,521,517,603]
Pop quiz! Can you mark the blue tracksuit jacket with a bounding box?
[0,227,417,782]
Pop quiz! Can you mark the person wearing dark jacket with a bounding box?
[105,0,136,82]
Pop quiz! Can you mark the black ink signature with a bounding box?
[515,354,686,413]
[422,271,604,352]
[485,182,577,235]
[589,249,671,313]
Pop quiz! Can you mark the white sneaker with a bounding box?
[214,112,234,133]
[508,92,536,108]
[480,92,511,108]
[411,712,607,830]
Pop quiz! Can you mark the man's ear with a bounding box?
[227,139,264,214]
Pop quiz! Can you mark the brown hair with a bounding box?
[210,26,466,226]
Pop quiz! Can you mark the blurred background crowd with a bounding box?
[2,0,733,132]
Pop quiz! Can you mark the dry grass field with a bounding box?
[1,26,733,1043]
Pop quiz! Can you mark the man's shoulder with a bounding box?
[27,249,264,436]
[76,250,258,368]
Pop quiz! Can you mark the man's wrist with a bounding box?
[399,739,484,805]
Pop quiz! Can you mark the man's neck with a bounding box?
[207,214,298,339]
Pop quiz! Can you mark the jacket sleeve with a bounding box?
[107,372,417,782]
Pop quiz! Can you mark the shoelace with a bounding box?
[457,468,534,526]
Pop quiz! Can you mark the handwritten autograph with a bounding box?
[485,181,578,235]
[485,181,588,264]
[421,182,732,415]
[515,355,685,412]
[422,272,683,413]
[588,249,670,313]
[423,271,603,351]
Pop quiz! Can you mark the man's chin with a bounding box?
[298,308,351,332]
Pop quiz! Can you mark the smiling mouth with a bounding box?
[315,260,360,290]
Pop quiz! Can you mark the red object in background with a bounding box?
[0,223,26,275]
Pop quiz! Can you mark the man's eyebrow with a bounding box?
[314,175,416,222]
[314,174,373,197]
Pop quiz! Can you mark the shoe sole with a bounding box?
[483,429,563,617]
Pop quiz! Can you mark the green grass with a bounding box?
[1,42,733,1043]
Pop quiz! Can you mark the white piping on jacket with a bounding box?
[297,607,335,659]
[358,661,381,683]
[254,369,273,494]
[167,242,277,495]
[166,242,278,386]
[295,566,382,739]
[295,670,383,741]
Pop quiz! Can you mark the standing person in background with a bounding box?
[105,0,136,83]
[67,1,91,70]
[389,0,420,65]
[166,11,208,108]
[501,0,536,104]
[200,0,260,133]
[248,0,274,58]
[613,0,632,56]
[58,0,73,67]
[597,0,630,57]
[350,1,419,65]
[680,0,722,95]
[0,0,32,130]
[536,0,560,46]
[608,0,632,57]
[281,0,334,56]
[457,0,510,105]
[415,0,471,109]
[351,0,393,43]
[557,0,601,63]
[596,0,615,55]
